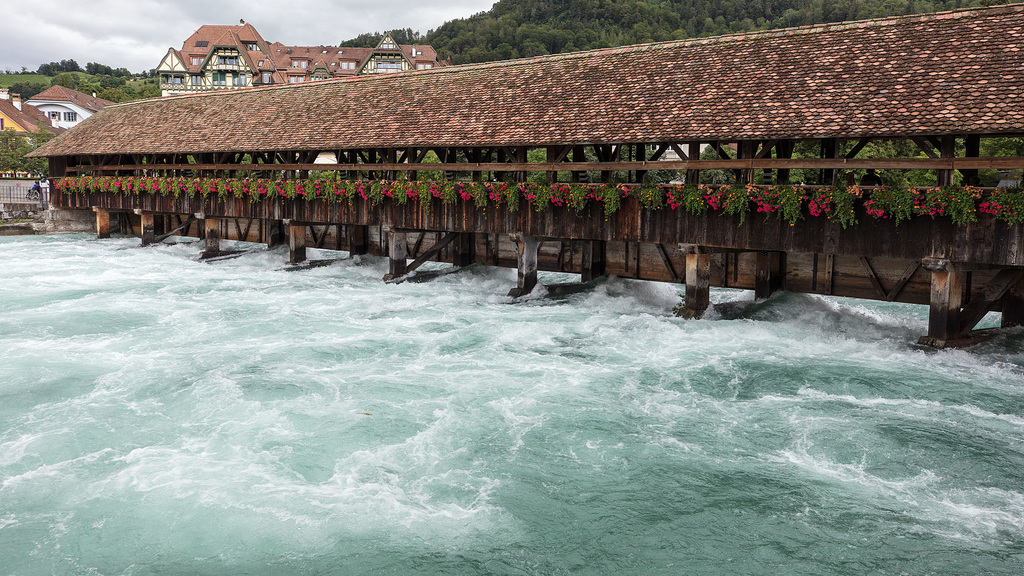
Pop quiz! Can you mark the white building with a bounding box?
[26,86,113,130]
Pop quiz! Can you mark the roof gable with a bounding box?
[28,85,114,113]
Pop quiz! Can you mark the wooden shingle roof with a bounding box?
[33,3,1024,158]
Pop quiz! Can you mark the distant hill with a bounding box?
[374,0,1013,64]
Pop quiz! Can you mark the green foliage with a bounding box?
[0,129,54,175]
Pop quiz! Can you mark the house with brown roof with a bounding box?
[0,89,58,134]
[26,86,114,130]
[156,24,443,96]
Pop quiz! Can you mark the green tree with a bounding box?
[0,128,54,176]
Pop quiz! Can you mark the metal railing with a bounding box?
[0,185,47,210]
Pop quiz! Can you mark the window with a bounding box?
[245,43,259,51]
[63,111,77,122]
[170,76,184,84]
[220,56,239,66]
[194,40,209,47]
[49,111,60,120]
[291,60,307,68]
[258,59,264,67]
[416,63,432,70]
[261,72,272,84]
[233,74,245,86]
[376,61,402,70]
[288,76,305,83]
[190,74,202,85]
[381,42,396,49]
[191,57,201,66]
[340,61,355,70]
[212,72,226,85]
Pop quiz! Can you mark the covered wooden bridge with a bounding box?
[31,3,1024,347]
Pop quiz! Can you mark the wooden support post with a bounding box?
[754,251,784,300]
[937,135,956,187]
[138,211,155,246]
[1002,276,1024,328]
[580,240,607,282]
[287,222,306,265]
[919,259,965,347]
[508,235,540,298]
[202,216,220,257]
[93,207,110,239]
[681,253,711,319]
[820,138,839,186]
[453,233,476,268]
[348,224,369,255]
[962,135,981,185]
[776,141,793,185]
[384,229,408,280]
[267,219,284,248]
[684,141,700,186]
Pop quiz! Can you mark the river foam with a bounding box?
[2,234,1024,574]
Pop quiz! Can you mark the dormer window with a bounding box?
[191,57,201,66]
[220,56,239,66]
[194,40,209,47]
[258,59,264,67]
[291,60,307,68]
[245,43,259,51]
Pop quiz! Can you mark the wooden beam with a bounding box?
[958,269,1024,336]
[154,215,195,243]
[453,233,476,268]
[349,225,369,255]
[859,258,919,301]
[581,240,606,282]
[1003,276,1024,328]
[138,211,155,246]
[508,235,540,298]
[755,251,784,300]
[919,265,965,347]
[405,231,460,273]
[656,243,680,282]
[202,217,221,257]
[287,222,306,264]
[93,207,110,239]
[681,253,711,318]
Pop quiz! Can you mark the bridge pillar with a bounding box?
[1001,276,1024,328]
[349,225,369,256]
[93,207,111,239]
[136,210,155,246]
[580,240,606,282]
[755,251,785,300]
[384,229,408,280]
[267,219,284,248]
[201,216,221,257]
[453,233,476,268]
[919,259,965,347]
[508,234,540,298]
[287,221,307,265]
[680,253,712,318]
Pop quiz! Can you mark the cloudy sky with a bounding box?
[3,0,495,73]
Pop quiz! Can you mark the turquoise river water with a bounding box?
[2,234,1024,575]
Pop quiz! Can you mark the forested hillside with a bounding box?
[416,0,1008,64]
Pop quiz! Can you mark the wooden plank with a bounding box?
[406,231,458,273]
[958,269,1024,335]
[656,243,680,282]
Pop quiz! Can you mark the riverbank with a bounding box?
[0,207,95,235]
